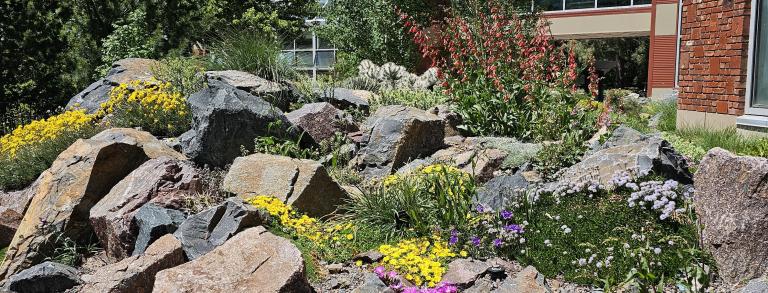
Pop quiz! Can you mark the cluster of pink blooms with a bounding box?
[373,266,458,293]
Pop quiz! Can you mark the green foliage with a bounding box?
[509,180,713,289]
[45,231,101,267]
[570,38,649,91]
[250,135,320,160]
[1,1,75,114]
[533,130,590,179]
[345,165,476,236]
[97,8,162,75]
[648,99,678,132]
[665,127,768,164]
[0,247,5,262]
[0,125,101,190]
[0,104,47,136]
[151,57,208,96]
[317,0,430,71]
[369,89,448,113]
[207,29,295,81]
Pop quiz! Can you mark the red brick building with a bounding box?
[676,0,759,132]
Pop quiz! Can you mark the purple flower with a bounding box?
[493,238,503,247]
[504,224,523,233]
[471,236,481,246]
[448,229,459,245]
[373,266,386,277]
[475,204,485,213]
[500,210,513,220]
[386,271,398,281]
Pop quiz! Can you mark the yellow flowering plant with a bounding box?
[100,80,190,137]
[0,110,100,189]
[378,236,459,287]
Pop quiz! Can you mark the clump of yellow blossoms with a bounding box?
[100,80,190,136]
[246,195,356,245]
[383,164,470,187]
[378,236,457,287]
[0,110,95,158]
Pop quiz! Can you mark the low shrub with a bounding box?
[100,80,191,137]
[369,89,447,113]
[0,110,100,190]
[648,99,677,132]
[533,128,591,179]
[346,164,475,236]
[151,57,207,96]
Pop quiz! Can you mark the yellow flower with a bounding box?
[346,234,354,240]
[355,260,363,267]
[460,250,468,257]
[0,110,95,158]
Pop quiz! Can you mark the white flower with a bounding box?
[578,258,587,266]
[624,243,631,249]
[519,238,526,244]
[653,247,662,254]
[544,240,552,247]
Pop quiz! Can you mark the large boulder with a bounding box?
[497,266,552,293]
[694,148,768,283]
[221,153,349,217]
[557,136,692,186]
[132,204,187,256]
[173,198,269,260]
[205,70,294,111]
[89,157,200,261]
[0,128,184,280]
[353,105,444,179]
[442,258,492,289]
[179,82,302,168]
[66,58,158,113]
[286,102,358,143]
[4,261,81,293]
[79,234,186,293]
[154,226,311,292]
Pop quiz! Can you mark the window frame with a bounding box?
[745,0,768,116]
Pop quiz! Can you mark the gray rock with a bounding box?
[286,102,358,143]
[496,266,551,293]
[221,153,349,217]
[429,105,462,137]
[603,126,647,149]
[0,207,23,248]
[695,148,768,283]
[154,226,311,292]
[465,278,494,293]
[5,261,81,293]
[324,88,371,112]
[442,258,492,289]
[132,204,187,256]
[352,272,394,293]
[205,70,294,111]
[558,136,692,186]
[353,250,384,264]
[89,157,200,261]
[66,58,158,113]
[179,82,303,168]
[354,105,444,179]
[475,175,529,212]
[173,197,268,260]
[741,277,768,293]
[78,234,185,293]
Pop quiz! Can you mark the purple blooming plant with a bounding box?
[500,210,513,219]
[374,266,457,293]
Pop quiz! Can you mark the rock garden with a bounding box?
[2,1,768,292]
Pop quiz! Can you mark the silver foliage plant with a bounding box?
[355,59,438,91]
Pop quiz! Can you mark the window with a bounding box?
[533,0,649,12]
[281,30,337,79]
[750,0,768,112]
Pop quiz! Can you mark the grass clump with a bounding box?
[0,110,100,190]
[345,164,475,237]
[665,127,768,164]
[207,29,295,82]
[0,247,6,261]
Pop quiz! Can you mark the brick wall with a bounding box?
[678,0,751,115]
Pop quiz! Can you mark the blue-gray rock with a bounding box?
[179,82,305,168]
[475,175,529,211]
[352,273,394,293]
[324,88,371,112]
[5,261,81,293]
[132,204,187,256]
[204,70,295,111]
[173,198,269,260]
[353,105,444,179]
[286,102,358,143]
[65,58,158,114]
[741,277,768,293]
